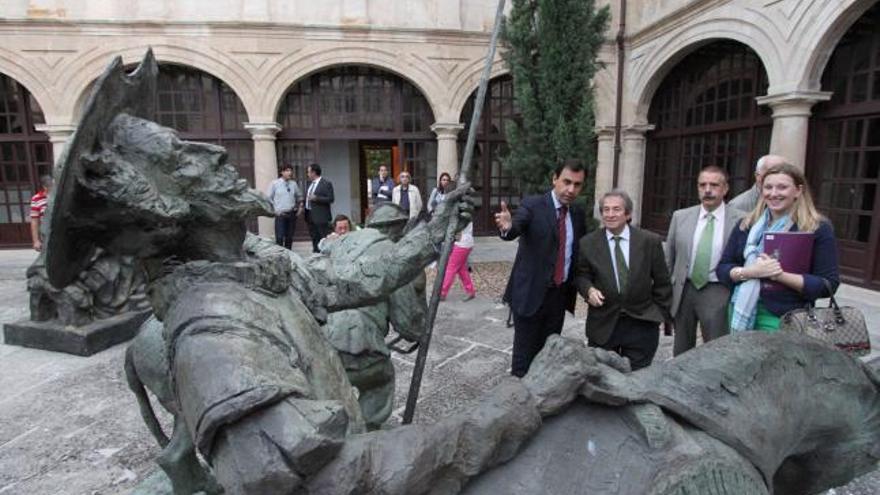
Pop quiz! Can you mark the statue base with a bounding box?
[3,310,152,356]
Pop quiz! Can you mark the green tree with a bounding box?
[502,0,610,203]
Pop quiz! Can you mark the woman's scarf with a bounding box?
[729,209,792,332]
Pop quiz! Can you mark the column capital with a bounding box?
[244,122,282,141]
[34,124,76,143]
[594,125,616,139]
[430,122,465,139]
[622,123,655,140]
[756,91,832,118]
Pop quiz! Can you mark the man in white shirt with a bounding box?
[665,166,744,356]
[391,171,423,219]
[266,164,302,249]
[304,163,335,253]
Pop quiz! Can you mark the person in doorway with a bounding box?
[304,163,334,253]
[392,171,423,220]
[368,164,395,209]
[30,174,53,251]
[266,164,302,249]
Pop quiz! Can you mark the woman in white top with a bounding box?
[440,221,476,301]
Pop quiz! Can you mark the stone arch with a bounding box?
[630,17,782,124]
[263,47,447,125]
[800,0,879,90]
[61,44,256,124]
[448,59,509,124]
[0,47,58,121]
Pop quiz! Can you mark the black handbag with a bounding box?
[779,280,871,357]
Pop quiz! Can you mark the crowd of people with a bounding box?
[496,155,840,376]
[34,152,833,379]
[264,163,478,301]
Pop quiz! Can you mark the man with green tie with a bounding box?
[665,166,744,356]
[575,190,672,370]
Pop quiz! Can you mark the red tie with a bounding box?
[554,205,568,286]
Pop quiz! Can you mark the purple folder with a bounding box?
[762,231,814,291]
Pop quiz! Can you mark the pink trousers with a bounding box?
[441,246,475,297]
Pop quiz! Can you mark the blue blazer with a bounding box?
[501,192,587,317]
[716,220,840,316]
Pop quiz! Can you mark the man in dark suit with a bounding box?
[304,163,335,253]
[666,166,743,356]
[575,190,672,371]
[495,159,587,377]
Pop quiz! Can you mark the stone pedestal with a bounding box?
[245,122,282,237]
[3,309,151,356]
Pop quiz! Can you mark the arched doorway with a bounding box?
[0,74,53,247]
[458,75,521,234]
[643,41,772,233]
[155,64,253,186]
[276,66,436,227]
[809,2,880,287]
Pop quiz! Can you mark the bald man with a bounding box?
[728,154,788,213]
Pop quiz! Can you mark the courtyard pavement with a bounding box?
[1,237,878,494]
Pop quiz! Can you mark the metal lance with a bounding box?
[403,0,507,424]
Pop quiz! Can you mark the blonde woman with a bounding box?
[717,162,839,332]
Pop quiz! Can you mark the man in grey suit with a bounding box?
[728,154,786,213]
[666,166,743,356]
[575,190,672,370]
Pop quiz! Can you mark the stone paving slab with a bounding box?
[1,241,878,494]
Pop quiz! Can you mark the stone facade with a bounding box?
[0,0,876,230]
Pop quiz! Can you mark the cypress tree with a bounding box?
[502,0,610,204]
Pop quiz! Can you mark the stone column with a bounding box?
[245,122,282,237]
[756,91,831,170]
[619,124,654,226]
[34,124,76,168]
[593,126,616,218]
[431,122,465,178]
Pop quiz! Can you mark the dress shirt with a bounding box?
[688,203,726,283]
[266,178,301,214]
[306,177,321,210]
[605,224,631,292]
[551,191,574,280]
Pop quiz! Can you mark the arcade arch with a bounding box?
[643,41,772,232]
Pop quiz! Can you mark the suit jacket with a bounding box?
[575,226,672,345]
[728,186,758,214]
[501,192,586,317]
[665,203,743,316]
[306,178,334,225]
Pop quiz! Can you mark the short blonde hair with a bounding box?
[741,162,824,232]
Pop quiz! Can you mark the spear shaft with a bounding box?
[402,0,507,424]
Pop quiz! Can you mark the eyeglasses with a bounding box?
[285,186,291,193]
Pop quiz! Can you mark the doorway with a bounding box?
[359,140,399,222]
